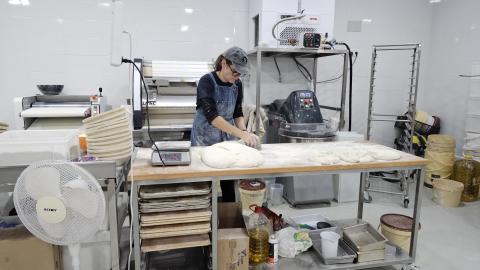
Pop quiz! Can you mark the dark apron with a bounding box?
[191,73,238,146]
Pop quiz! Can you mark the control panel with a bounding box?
[303,33,321,48]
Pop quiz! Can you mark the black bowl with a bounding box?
[316,221,333,229]
[37,85,64,95]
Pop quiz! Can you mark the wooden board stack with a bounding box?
[138,182,212,252]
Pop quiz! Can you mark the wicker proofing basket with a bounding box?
[432,179,464,207]
[239,180,265,214]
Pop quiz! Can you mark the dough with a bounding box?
[368,149,402,160]
[309,154,340,165]
[201,141,265,169]
[337,150,374,163]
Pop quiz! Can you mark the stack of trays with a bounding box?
[0,122,8,134]
[139,183,212,252]
[82,107,132,165]
[343,223,387,262]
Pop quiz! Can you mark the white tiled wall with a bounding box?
[0,0,476,153]
[422,0,480,154]
[0,0,249,129]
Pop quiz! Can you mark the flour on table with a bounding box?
[201,141,265,169]
[309,151,340,165]
[337,149,374,163]
[368,149,402,161]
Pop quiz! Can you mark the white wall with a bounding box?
[0,0,248,129]
[1,0,476,153]
[330,0,434,146]
[422,0,480,154]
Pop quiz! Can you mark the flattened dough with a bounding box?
[201,141,265,169]
[338,150,374,163]
[309,154,340,165]
[368,149,402,161]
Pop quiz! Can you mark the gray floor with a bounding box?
[269,179,480,270]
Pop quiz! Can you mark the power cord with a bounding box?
[273,56,282,83]
[292,56,312,82]
[316,52,357,84]
[122,58,166,166]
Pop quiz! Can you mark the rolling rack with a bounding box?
[365,44,422,208]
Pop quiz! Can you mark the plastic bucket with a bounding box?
[320,231,340,258]
[432,179,464,207]
[380,214,420,253]
[239,180,265,213]
[269,183,284,205]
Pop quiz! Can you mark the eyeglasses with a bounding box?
[228,64,242,77]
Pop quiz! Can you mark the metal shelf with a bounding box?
[0,160,130,270]
[248,47,348,58]
[248,46,349,131]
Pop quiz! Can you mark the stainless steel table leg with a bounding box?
[132,181,142,270]
[357,172,367,220]
[108,178,120,270]
[410,168,424,260]
[211,178,218,270]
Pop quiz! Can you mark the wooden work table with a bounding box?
[128,141,428,182]
[129,141,428,270]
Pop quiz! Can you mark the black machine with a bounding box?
[266,90,335,206]
[279,90,324,123]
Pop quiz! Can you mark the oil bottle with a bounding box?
[452,155,480,202]
[246,205,271,265]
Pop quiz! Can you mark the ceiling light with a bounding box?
[98,2,111,7]
[180,25,189,32]
[362,19,372,23]
[9,0,29,6]
[56,18,64,24]
[184,8,193,14]
[225,37,230,43]
[429,0,442,3]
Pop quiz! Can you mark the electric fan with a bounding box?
[13,160,106,270]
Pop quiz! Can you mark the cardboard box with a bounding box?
[0,225,62,270]
[218,203,249,270]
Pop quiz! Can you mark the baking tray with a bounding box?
[311,236,356,265]
[286,213,338,236]
[342,223,387,252]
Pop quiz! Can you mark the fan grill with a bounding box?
[13,161,106,245]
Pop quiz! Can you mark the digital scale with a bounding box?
[151,141,191,166]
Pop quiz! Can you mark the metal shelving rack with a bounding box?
[365,44,422,208]
[129,145,426,270]
[0,160,130,270]
[247,47,350,131]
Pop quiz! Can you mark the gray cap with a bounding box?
[222,46,249,76]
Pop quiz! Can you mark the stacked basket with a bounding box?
[82,107,133,165]
[424,135,456,187]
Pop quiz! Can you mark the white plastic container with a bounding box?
[0,129,80,166]
[320,231,340,258]
[269,183,284,205]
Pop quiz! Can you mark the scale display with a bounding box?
[151,141,191,166]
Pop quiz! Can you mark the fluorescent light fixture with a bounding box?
[225,37,230,43]
[8,0,30,6]
[180,25,189,31]
[98,2,111,7]
[362,19,372,23]
[184,8,193,14]
[429,0,441,3]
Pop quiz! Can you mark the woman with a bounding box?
[191,46,259,202]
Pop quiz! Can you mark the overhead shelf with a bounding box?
[247,47,347,58]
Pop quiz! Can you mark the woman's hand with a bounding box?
[240,131,260,148]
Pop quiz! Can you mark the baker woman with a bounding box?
[191,46,259,202]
